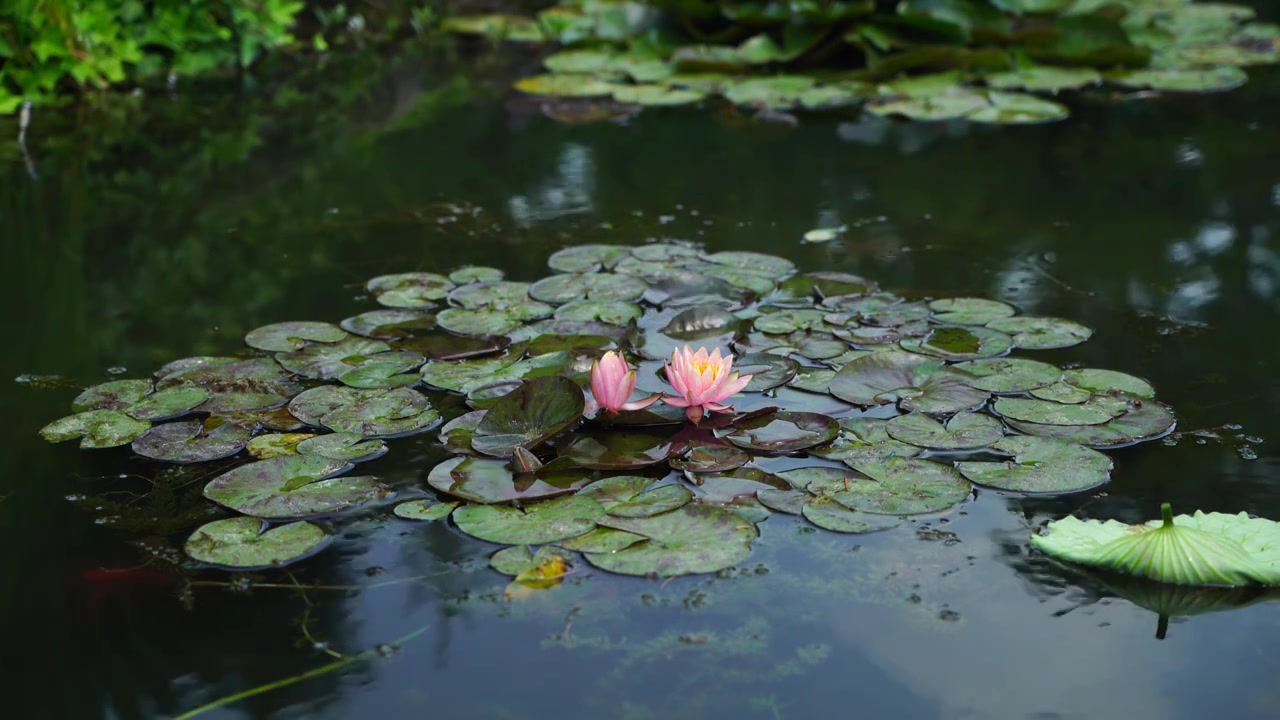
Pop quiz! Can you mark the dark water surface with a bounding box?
[4,39,1280,720]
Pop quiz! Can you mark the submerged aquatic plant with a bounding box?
[590,351,657,415]
[662,346,753,423]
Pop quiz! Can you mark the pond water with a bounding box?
[4,35,1280,720]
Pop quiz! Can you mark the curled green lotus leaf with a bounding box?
[1004,400,1176,448]
[393,499,456,521]
[132,418,251,463]
[245,321,347,352]
[454,495,604,545]
[953,358,1062,393]
[725,411,839,454]
[340,309,437,340]
[886,411,1004,451]
[957,436,1112,493]
[40,409,151,449]
[899,326,1014,360]
[1031,504,1280,586]
[185,517,329,569]
[472,376,584,457]
[367,272,454,308]
[203,455,389,519]
[72,379,153,412]
[588,504,758,577]
[928,297,1016,325]
[1061,368,1156,399]
[985,316,1092,350]
[427,456,595,504]
[275,336,393,380]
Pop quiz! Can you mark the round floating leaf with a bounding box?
[337,351,424,389]
[288,385,362,426]
[614,84,706,106]
[159,357,301,398]
[1061,368,1156,399]
[576,476,655,508]
[317,387,440,438]
[735,352,800,392]
[842,457,972,515]
[72,379,152,412]
[155,356,237,382]
[779,272,876,301]
[490,546,573,578]
[985,316,1092,350]
[275,336,393,380]
[428,456,595,504]
[810,417,922,464]
[132,419,251,463]
[830,351,988,413]
[608,485,694,518]
[367,273,454,308]
[704,251,796,279]
[548,245,633,273]
[753,309,829,334]
[803,498,902,534]
[296,432,388,462]
[663,306,742,339]
[247,433,316,459]
[788,367,836,394]
[688,467,790,503]
[953,358,1062,393]
[125,385,210,421]
[900,326,1014,360]
[454,495,604,545]
[245,321,347,352]
[203,456,388,519]
[589,505,757,577]
[340,309,437,340]
[40,409,151,449]
[394,500,456,521]
[1030,381,1094,404]
[886,412,1004,450]
[447,281,533,310]
[556,527,646,553]
[199,391,287,414]
[560,429,673,469]
[928,297,1016,325]
[1004,401,1176,448]
[957,436,1112,493]
[1110,66,1248,92]
[994,397,1118,426]
[986,66,1101,91]
[544,48,618,74]
[450,266,504,284]
[530,273,648,304]
[725,411,839,454]
[669,442,750,472]
[185,517,328,569]
[515,74,618,97]
[554,299,643,325]
[472,376,584,457]
[866,87,988,121]
[757,488,809,515]
[1031,504,1280,586]
[968,91,1069,124]
[436,308,523,337]
[775,466,861,491]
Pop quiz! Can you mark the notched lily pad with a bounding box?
[1005,400,1176,448]
[125,385,211,420]
[993,397,1118,426]
[1062,368,1156,399]
[296,432,388,462]
[928,298,1016,325]
[454,495,604,545]
[953,358,1061,393]
[341,309,437,339]
[986,316,1093,350]
[203,455,388,519]
[734,352,800,392]
[472,376,585,457]
[132,419,251,463]
[245,321,347,352]
[559,429,673,469]
[843,457,972,515]
[725,411,839,454]
[957,436,1112,493]
[185,517,329,569]
[40,409,151,449]
[427,456,594,504]
[367,273,455,308]
[886,412,1004,451]
[72,379,153,412]
[394,499,456,521]
[900,326,1013,360]
[589,504,757,577]
[275,336,393,380]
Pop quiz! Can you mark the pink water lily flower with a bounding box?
[662,346,753,423]
[590,351,659,415]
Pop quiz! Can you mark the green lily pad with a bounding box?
[588,504,757,577]
[886,412,1004,450]
[899,326,1014,360]
[613,84,706,106]
[556,527,647,552]
[968,91,1070,124]
[810,417,923,464]
[454,495,604,545]
[757,488,809,515]
[318,387,440,438]
[394,499,456,521]
[515,74,618,97]
[530,272,648,304]
[154,356,237,382]
[490,546,574,578]
[722,75,817,110]
[436,308,522,336]
[802,497,903,534]
[450,266,504,284]
[734,352,800,391]
[132,419,251,463]
[705,251,797,279]
[993,397,1119,426]
[554,300,643,325]
[687,467,791,503]
[779,272,877,301]
[775,466,861,491]
[545,48,619,74]
[985,316,1092,350]
[159,357,302,398]
[40,409,151,449]
[547,244,633,273]
[296,432,388,462]
[336,352,424,389]
[1030,381,1094,404]
[985,66,1101,91]
[1061,368,1156,399]
[866,86,988,121]
[1110,66,1248,92]
[753,308,829,334]
[830,351,989,413]
[662,306,742,339]
[1004,400,1176,448]
[203,455,388,519]
[957,435,1112,493]
[669,441,750,472]
[421,351,573,395]
[72,379,153,412]
[184,517,329,569]
[579,476,693,517]
[952,358,1062,393]
[472,376,584,457]
[198,391,288,414]
[427,456,595,504]
[275,336,393,380]
[788,367,836,394]
[247,432,315,458]
[245,321,347,352]
[340,309,437,340]
[1031,503,1280,586]
[560,429,673,469]
[447,281,533,310]
[843,457,972,515]
[576,475,654,507]
[928,297,1016,325]
[441,14,544,42]
[124,385,211,421]
[725,411,840,454]
[367,273,455,308]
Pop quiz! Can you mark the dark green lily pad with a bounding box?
[886,412,1004,450]
[472,376,584,457]
[735,352,800,391]
[669,441,750,472]
[559,429,673,469]
[588,504,757,577]
[132,418,251,463]
[336,352,424,389]
[957,435,1111,493]
[576,476,654,508]
[986,316,1093,350]
[447,281,533,310]
[275,336,393,380]
[688,467,790,503]
[490,546,573,578]
[203,455,388,519]
[72,379,153,412]
[427,456,595,504]
[547,244,633,273]
[953,358,1062,393]
[184,517,328,569]
[776,466,862,491]
[757,488,809,515]
[155,356,237,382]
[556,527,647,552]
[866,86,988,121]
[830,351,989,413]
[900,326,1014,360]
[788,367,836,394]
[450,266,505,284]
[421,351,573,395]
[810,417,922,464]
[367,272,455,308]
[554,299,644,325]
[705,251,797,279]
[968,91,1069,124]
[40,409,151,449]
[614,84,706,106]
[662,306,742,339]
[340,309,437,340]
[287,385,362,426]
[393,500,456,521]
[245,321,347,352]
[725,411,840,454]
[440,410,485,454]
[779,272,877,301]
[316,387,440,438]
[1061,368,1156,399]
[159,357,301,398]
[843,457,973,515]
[1030,381,1094,404]
[986,66,1101,91]
[436,308,522,336]
[1004,401,1176,448]
[802,497,902,533]
[454,495,604,545]
[928,297,1016,325]
[753,308,829,334]
[993,397,1118,426]
[608,484,695,518]
[529,272,648,304]
[125,385,211,420]
[1110,66,1248,92]
[247,432,315,459]
[198,391,287,414]
[296,432,388,462]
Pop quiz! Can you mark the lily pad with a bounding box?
[957,435,1111,493]
[490,546,573,578]
[447,281,533,310]
[454,495,604,545]
[336,351,425,389]
[203,455,389,519]
[427,456,595,504]
[725,411,840,454]
[436,308,523,337]
[993,397,1118,426]
[450,266,505,284]
[72,379,153,412]
[556,527,647,552]
[515,74,618,97]
[669,441,750,472]
[986,316,1093,350]
[1031,503,1280,586]
[554,299,643,325]
[530,273,648,304]
[296,432,388,462]
[580,476,693,518]
[788,367,836,394]
[753,308,829,334]
[131,419,252,463]
[968,91,1069,124]
[802,497,902,534]
[928,297,1016,325]
[830,351,988,413]
[184,517,329,569]
[340,309,437,340]
[246,433,316,459]
[159,357,301,398]
[704,251,797,279]
[734,352,800,391]
[559,429,673,469]
[1004,401,1176,448]
[953,358,1062,393]
[588,504,757,577]
[319,387,440,438]
[275,336,393,380]
[843,457,972,515]
[986,66,1101,91]
[198,391,287,414]
[40,409,151,449]
[1061,368,1156,399]
[900,326,1014,360]
[886,412,1004,450]
[547,245,633,273]
[810,417,922,464]
[756,488,809,515]
[472,376,584,457]
[1110,66,1248,92]
[613,84,706,106]
[394,500,456,521]
[245,321,347,352]
[367,273,455,308]
[687,467,791,503]
[775,466,862,491]
[1030,381,1094,404]
[124,385,211,421]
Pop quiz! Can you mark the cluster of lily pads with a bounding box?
[443,0,1280,122]
[42,240,1205,586]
